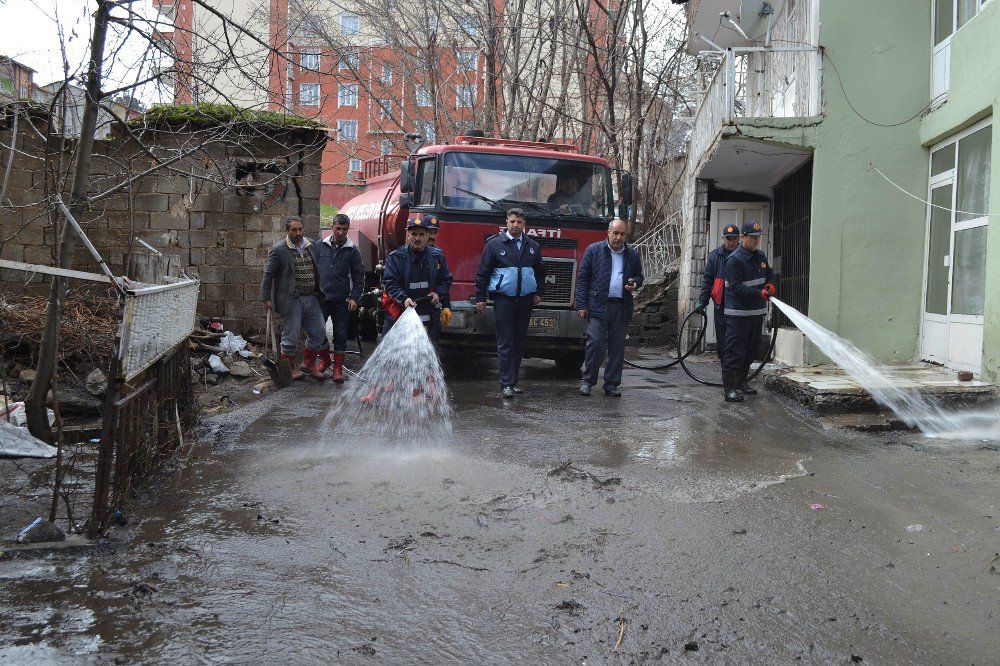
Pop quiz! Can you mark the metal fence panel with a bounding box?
[120,279,199,381]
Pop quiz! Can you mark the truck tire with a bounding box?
[554,352,584,377]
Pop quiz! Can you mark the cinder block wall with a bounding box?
[0,108,326,333]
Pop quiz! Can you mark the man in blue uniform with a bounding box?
[381,217,453,345]
[721,220,776,403]
[695,224,741,362]
[575,218,644,397]
[316,213,365,382]
[475,208,546,399]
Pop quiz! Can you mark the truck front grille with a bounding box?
[540,258,576,307]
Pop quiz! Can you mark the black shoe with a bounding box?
[579,382,592,396]
[512,385,524,394]
[725,387,744,402]
[737,383,758,395]
[501,386,516,399]
[604,386,622,397]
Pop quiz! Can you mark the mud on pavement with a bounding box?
[2,359,999,663]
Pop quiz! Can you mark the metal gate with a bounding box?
[772,160,812,327]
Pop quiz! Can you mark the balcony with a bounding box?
[688,45,822,175]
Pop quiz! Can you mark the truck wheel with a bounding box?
[554,352,584,377]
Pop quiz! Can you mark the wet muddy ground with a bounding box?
[2,354,999,664]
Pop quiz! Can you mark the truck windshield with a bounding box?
[441,152,612,220]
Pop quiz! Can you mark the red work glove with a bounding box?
[760,288,770,302]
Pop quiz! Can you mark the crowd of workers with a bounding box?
[260,210,773,403]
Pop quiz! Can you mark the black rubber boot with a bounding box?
[723,370,743,403]
[737,367,758,395]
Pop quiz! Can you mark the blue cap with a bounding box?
[722,224,739,237]
[741,220,765,236]
[407,215,439,230]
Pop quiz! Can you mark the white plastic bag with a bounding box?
[208,354,230,374]
[0,401,56,427]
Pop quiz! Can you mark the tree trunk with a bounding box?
[26,0,110,441]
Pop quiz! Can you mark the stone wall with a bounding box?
[0,107,326,332]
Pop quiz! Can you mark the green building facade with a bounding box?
[680,0,996,379]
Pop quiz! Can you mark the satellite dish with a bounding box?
[738,0,789,42]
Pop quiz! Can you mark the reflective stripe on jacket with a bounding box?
[722,245,774,317]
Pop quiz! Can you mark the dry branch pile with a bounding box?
[0,287,119,370]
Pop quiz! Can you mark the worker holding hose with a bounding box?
[695,224,741,364]
[381,217,453,345]
[721,220,775,403]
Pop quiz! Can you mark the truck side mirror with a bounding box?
[400,158,414,193]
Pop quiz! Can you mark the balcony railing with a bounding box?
[688,46,821,171]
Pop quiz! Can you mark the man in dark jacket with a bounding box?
[382,216,453,344]
[721,220,776,403]
[260,216,328,381]
[696,224,741,361]
[575,218,644,397]
[475,208,546,399]
[316,213,365,382]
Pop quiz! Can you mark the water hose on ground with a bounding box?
[625,309,778,387]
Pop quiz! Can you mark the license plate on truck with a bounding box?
[528,316,558,335]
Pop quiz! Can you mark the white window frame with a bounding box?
[300,49,320,71]
[337,119,359,142]
[922,116,992,325]
[380,139,392,155]
[339,52,359,71]
[932,0,995,103]
[378,100,393,119]
[338,83,359,108]
[456,84,475,108]
[459,16,478,38]
[348,158,363,174]
[426,16,439,34]
[299,83,320,106]
[415,85,432,107]
[380,65,393,85]
[456,50,478,72]
[340,13,360,36]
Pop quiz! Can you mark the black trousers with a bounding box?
[494,295,534,387]
[722,314,763,383]
[713,305,726,360]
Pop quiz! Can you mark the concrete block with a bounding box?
[222,195,259,215]
[205,247,243,266]
[149,212,188,231]
[189,247,206,265]
[224,265,256,285]
[205,211,244,232]
[135,194,170,212]
[190,212,206,230]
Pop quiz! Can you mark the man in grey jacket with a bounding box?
[260,216,328,381]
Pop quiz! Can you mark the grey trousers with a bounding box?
[280,294,328,355]
[582,300,626,390]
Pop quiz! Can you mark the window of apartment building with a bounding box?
[300,49,320,71]
[381,65,393,85]
[338,83,358,107]
[348,158,362,175]
[925,119,992,318]
[338,119,359,142]
[299,83,320,106]
[459,16,479,38]
[456,50,478,72]
[456,84,475,108]
[381,139,392,155]
[340,13,360,36]
[932,0,994,101]
[423,122,436,144]
[415,85,432,107]
[339,52,359,70]
[378,100,393,119]
[426,16,439,34]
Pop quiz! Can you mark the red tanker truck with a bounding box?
[340,131,631,373]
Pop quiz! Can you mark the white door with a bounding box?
[921,120,991,374]
[706,202,770,346]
